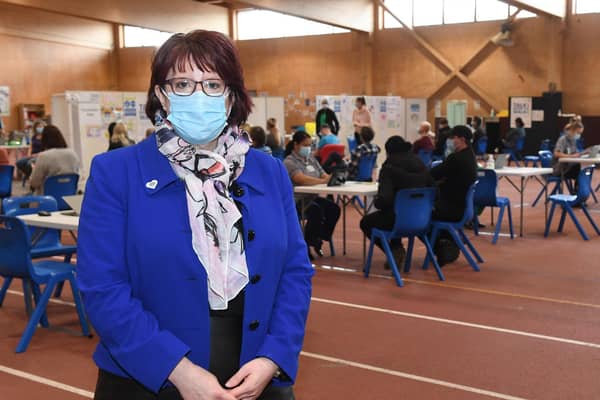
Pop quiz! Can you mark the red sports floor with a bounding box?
[2,174,600,399]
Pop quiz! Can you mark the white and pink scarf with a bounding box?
[156,124,250,310]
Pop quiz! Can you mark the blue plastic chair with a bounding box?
[418,150,433,168]
[424,182,484,272]
[531,150,562,207]
[43,174,79,211]
[504,136,525,166]
[544,167,600,241]
[0,165,14,204]
[475,137,488,156]
[0,216,90,352]
[3,196,78,298]
[540,139,552,151]
[356,153,377,182]
[364,188,444,287]
[271,148,285,160]
[2,196,77,261]
[472,170,514,244]
[347,136,357,153]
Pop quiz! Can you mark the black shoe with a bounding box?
[384,246,406,270]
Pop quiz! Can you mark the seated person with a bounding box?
[248,126,272,155]
[433,118,451,158]
[17,120,46,182]
[317,124,345,173]
[348,126,380,180]
[430,125,478,222]
[471,116,487,153]
[502,117,526,150]
[284,131,341,259]
[553,120,584,188]
[317,123,340,150]
[30,125,80,195]
[429,125,478,265]
[360,136,433,266]
[108,122,134,151]
[412,121,435,155]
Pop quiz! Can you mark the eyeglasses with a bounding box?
[162,78,226,97]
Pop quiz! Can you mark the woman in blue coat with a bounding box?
[77,30,313,400]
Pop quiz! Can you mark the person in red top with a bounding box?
[412,121,435,154]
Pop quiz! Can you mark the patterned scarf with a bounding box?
[156,124,250,310]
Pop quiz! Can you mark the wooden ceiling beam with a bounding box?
[378,0,454,74]
[497,0,565,19]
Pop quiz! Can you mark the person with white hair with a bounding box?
[412,121,435,155]
[315,99,340,135]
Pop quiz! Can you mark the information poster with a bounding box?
[0,86,10,116]
[510,97,532,128]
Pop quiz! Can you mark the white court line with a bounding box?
[311,297,600,349]
[8,289,600,349]
[0,353,526,400]
[300,351,528,400]
[0,365,93,398]
[7,290,76,307]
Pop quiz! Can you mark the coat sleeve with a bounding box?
[76,156,190,393]
[29,152,48,191]
[330,110,340,134]
[256,161,314,384]
[374,167,394,211]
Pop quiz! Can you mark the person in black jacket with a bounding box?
[360,136,434,265]
[315,99,340,135]
[430,125,478,222]
[433,118,451,157]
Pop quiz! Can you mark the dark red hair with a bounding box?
[145,30,253,127]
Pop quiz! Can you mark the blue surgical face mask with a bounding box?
[166,91,228,145]
[35,126,44,135]
[298,146,311,158]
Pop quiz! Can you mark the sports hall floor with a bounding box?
[2,174,600,399]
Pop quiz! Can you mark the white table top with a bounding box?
[294,181,378,196]
[18,211,79,230]
[0,144,29,150]
[494,167,553,177]
[558,157,600,165]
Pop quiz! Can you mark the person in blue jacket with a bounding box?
[77,30,313,400]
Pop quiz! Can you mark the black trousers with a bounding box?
[94,369,294,400]
[303,197,341,248]
[360,210,402,251]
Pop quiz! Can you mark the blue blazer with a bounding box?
[77,135,314,393]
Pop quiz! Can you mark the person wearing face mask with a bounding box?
[429,125,478,265]
[553,121,584,190]
[315,99,340,135]
[284,130,341,259]
[77,30,312,400]
[430,125,478,223]
[352,96,371,145]
[16,120,45,183]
